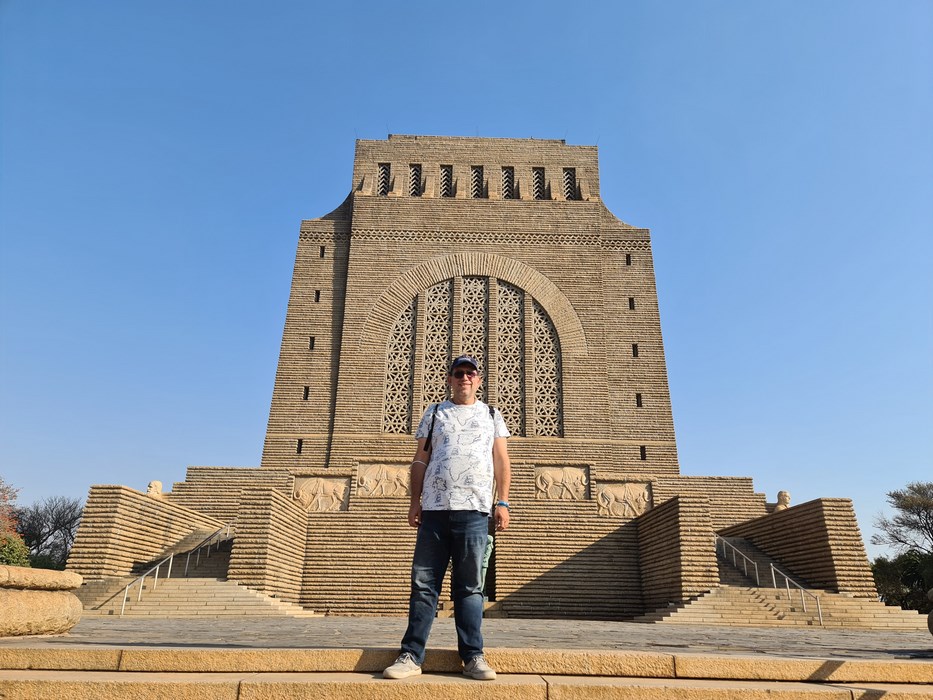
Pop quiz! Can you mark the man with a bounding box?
[383,355,511,681]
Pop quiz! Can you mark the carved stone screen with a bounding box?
[382,275,563,436]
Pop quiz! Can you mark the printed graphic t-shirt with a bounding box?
[415,400,510,513]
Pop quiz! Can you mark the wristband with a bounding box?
[496,501,510,510]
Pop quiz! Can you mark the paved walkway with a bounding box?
[2,616,931,662]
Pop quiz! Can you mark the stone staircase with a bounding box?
[87,577,320,617]
[634,538,928,629]
[77,532,319,618]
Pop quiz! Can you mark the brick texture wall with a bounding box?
[67,486,222,578]
[720,498,877,598]
[636,495,719,610]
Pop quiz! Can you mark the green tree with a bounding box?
[0,476,31,567]
[872,481,933,554]
[15,496,83,570]
[871,481,933,613]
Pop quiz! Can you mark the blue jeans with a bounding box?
[400,510,488,664]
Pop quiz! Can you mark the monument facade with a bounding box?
[68,136,878,619]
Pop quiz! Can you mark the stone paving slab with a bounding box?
[1,617,929,663]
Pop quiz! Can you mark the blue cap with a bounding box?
[449,355,479,373]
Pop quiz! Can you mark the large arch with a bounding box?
[359,252,588,358]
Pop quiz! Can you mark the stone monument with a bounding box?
[68,136,878,619]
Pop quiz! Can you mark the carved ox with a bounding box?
[294,478,348,512]
[535,467,588,500]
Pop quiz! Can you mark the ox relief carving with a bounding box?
[534,466,589,500]
[596,482,652,518]
[293,477,350,512]
[357,464,410,497]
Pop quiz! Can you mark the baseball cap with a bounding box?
[449,355,479,373]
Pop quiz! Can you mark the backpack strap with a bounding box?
[425,403,439,453]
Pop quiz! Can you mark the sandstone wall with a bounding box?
[636,495,719,611]
[720,498,877,598]
[653,476,768,529]
[227,487,307,603]
[68,485,222,578]
[168,466,293,523]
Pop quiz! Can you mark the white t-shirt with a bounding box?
[415,400,510,513]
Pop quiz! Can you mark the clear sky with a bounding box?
[1,1,930,560]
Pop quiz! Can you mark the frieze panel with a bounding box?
[357,464,410,498]
[534,466,589,500]
[293,477,351,512]
[595,482,652,518]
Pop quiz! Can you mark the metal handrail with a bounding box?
[119,523,234,616]
[184,522,234,576]
[714,535,760,586]
[771,564,823,626]
[120,553,174,616]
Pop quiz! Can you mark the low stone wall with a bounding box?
[0,566,83,637]
[720,498,877,598]
[227,487,307,603]
[636,495,719,611]
[67,485,223,578]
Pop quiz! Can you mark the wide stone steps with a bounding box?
[636,584,928,629]
[86,578,320,618]
[1,647,929,699]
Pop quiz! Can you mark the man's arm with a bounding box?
[408,438,430,528]
[492,436,511,531]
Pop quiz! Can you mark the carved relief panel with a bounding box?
[595,482,652,518]
[357,464,410,498]
[293,477,350,512]
[534,466,589,500]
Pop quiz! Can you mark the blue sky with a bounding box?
[1,1,930,560]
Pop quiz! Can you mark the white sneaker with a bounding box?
[383,652,422,679]
[463,654,497,680]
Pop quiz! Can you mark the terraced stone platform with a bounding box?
[1,615,931,698]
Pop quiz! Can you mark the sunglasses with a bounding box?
[451,370,478,379]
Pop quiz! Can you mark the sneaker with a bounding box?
[463,654,497,680]
[383,652,422,679]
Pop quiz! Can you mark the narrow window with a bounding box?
[632,343,639,358]
[639,445,647,461]
[296,439,303,455]
[409,164,422,196]
[471,166,484,198]
[377,163,391,196]
[319,246,326,258]
[635,393,643,408]
[625,254,632,266]
[562,168,577,200]
[440,165,453,197]
[628,297,635,310]
[501,167,515,200]
[314,290,321,303]
[532,167,546,200]
[308,336,316,350]
[303,386,310,401]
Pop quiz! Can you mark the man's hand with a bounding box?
[408,502,422,528]
[494,505,510,531]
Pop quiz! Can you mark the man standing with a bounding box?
[383,355,511,681]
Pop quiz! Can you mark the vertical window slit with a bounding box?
[440,165,453,197]
[377,163,391,196]
[632,343,639,358]
[409,164,422,196]
[501,167,515,200]
[471,166,484,198]
[532,167,546,200]
[562,168,577,200]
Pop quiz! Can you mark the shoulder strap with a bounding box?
[425,403,439,453]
